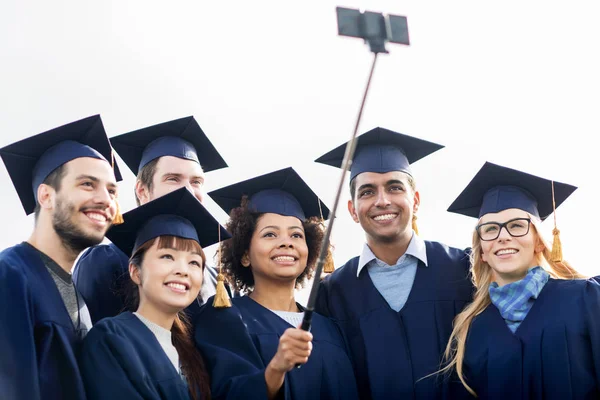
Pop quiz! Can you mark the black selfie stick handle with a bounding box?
[293,311,313,368]
[300,310,313,331]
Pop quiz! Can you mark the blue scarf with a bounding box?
[489,266,550,333]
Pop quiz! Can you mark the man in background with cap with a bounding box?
[0,115,121,400]
[315,127,473,400]
[74,116,229,324]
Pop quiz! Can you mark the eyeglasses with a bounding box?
[476,217,531,241]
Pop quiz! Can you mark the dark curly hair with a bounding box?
[220,196,325,293]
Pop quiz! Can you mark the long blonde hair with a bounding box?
[440,215,585,396]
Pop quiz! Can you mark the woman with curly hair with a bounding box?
[194,167,358,400]
[444,162,600,399]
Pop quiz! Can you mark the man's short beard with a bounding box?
[52,197,105,254]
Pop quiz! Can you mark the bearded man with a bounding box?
[0,115,121,400]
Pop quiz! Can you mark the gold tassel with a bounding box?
[109,149,124,225]
[112,199,124,225]
[549,181,562,262]
[551,228,563,262]
[412,214,419,236]
[213,273,231,308]
[318,197,335,273]
[323,244,335,273]
[213,228,231,308]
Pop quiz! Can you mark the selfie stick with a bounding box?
[299,7,410,337]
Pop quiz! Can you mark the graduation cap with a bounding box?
[315,127,443,181]
[106,187,230,257]
[447,162,576,221]
[110,116,228,176]
[209,167,330,221]
[448,162,577,262]
[0,115,123,215]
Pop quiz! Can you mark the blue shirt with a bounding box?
[357,232,428,311]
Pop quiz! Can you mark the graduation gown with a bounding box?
[464,277,600,399]
[79,311,191,399]
[316,241,474,400]
[194,295,359,400]
[0,242,86,400]
[73,243,220,324]
[73,243,129,324]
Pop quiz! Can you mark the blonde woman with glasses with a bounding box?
[444,162,599,400]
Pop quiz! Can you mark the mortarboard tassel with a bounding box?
[112,199,124,225]
[323,243,335,273]
[550,181,563,262]
[213,274,231,308]
[110,150,124,225]
[551,228,562,262]
[412,214,419,236]
[213,227,231,308]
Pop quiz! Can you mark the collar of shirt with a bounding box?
[356,231,428,277]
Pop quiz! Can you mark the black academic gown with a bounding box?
[0,242,86,400]
[79,311,191,400]
[464,277,600,399]
[194,295,359,400]
[73,243,220,324]
[316,241,474,400]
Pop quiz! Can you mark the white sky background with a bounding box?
[1,1,598,305]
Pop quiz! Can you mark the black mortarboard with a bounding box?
[106,187,230,256]
[315,127,443,181]
[209,167,329,221]
[110,116,228,175]
[447,162,577,221]
[0,115,123,215]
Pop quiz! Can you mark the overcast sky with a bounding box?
[2,1,598,303]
